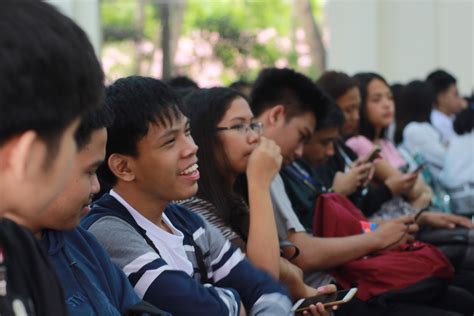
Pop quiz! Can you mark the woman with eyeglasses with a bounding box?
[179,87,335,315]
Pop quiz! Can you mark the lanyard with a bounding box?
[286,163,319,192]
[336,144,353,172]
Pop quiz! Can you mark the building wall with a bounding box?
[325,0,473,95]
[47,0,101,57]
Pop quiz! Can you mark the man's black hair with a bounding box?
[426,69,457,98]
[229,80,252,92]
[75,103,115,150]
[166,76,199,99]
[316,102,345,131]
[250,68,329,125]
[166,76,199,90]
[453,106,474,135]
[394,80,434,144]
[100,76,183,185]
[0,0,104,156]
[316,71,359,101]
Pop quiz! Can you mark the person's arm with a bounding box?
[245,137,282,279]
[203,220,292,316]
[416,211,474,229]
[288,218,412,271]
[88,217,242,316]
[403,124,446,169]
[77,227,142,314]
[374,160,424,201]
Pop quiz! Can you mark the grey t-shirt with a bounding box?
[270,174,336,288]
[270,174,306,241]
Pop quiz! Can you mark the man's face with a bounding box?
[303,127,339,167]
[438,84,464,115]
[37,128,106,231]
[263,111,316,166]
[2,119,80,218]
[130,116,199,202]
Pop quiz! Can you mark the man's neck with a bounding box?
[435,105,453,117]
[112,184,168,227]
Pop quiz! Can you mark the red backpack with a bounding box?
[313,193,454,301]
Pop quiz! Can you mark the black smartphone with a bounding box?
[292,288,358,314]
[411,164,426,174]
[365,146,381,163]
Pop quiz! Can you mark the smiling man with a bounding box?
[81,76,292,316]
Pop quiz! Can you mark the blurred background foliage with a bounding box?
[101,0,323,85]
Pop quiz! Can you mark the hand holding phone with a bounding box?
[365,146,381,163]
[292,288,358,315]
[411,164,425,175]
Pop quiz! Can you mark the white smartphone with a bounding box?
[291,288,358,314]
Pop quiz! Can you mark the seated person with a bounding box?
[316,71,419,216]
[346,72,472,230]
[440,106,474,216]
[179,87,335,315]
[250,67,471,316]
[8,105,166,315]
[81,76,292,316]
[427,69,465,144]
[395,80,446,177]
[0,1,102,314]
[346,72,433,209]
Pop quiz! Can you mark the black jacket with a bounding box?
[0,218,68,316]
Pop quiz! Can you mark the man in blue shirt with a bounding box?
[11,105,166,315]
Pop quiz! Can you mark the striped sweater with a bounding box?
[81,193,291,316]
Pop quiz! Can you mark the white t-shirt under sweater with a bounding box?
[110,190,194,276]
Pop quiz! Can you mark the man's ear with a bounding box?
[268,105,286,127]
[3,131,42,181]
[108,153,135,182]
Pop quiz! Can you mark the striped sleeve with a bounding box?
[202,219,292,315]
[178,198,241,241]
[87,216,242,316]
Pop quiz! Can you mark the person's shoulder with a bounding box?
[346,135,371,146]
[64,226,100,245]
[167,202,207,228]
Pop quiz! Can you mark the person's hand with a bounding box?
[332,163,372,196]
[392,215,419,235]
[417,211,474,229]
[302,285,338,316]
[384,173,418,196]
[373,219,411,249]
[246,137,282,186]
[301,302,331,316]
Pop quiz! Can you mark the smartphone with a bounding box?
[292,288,358,314]
[411,164,425,174]
[365,146,381,163]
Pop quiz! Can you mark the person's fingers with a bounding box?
[316,284,337,294]
[448,214,474,228]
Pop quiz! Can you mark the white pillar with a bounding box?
[47,0,102,57]
[325,0,473,95]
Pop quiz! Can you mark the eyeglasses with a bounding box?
[215,121,264,136]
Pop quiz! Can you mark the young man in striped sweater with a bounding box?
[81,76,293,316]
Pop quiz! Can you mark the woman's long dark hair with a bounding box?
[353,72,391,140]
[183,88,249,239]
[394,80,435,144]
